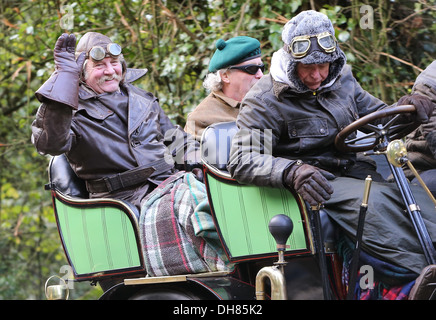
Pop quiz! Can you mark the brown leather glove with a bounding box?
[53,33,85,74]
[284,161,335,206]
[398,94,434,124]
[35,33,85,109]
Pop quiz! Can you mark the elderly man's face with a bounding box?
[296,62,330,90]
[84,57,123,94]
[222,57,264,102]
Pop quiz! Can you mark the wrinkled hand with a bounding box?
[53,33,85,75]
[284,162,335,206]
[398,94,434,124]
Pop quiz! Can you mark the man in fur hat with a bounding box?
[227,10,436,299]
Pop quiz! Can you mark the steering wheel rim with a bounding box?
[335,104,419,153]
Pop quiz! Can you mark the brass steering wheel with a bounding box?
[335,104,419,153]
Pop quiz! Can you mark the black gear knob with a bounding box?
[268,214,293,251]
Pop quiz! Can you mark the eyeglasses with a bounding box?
[228,63,265,75]
[289,32,337,58]
[87,43,122,61]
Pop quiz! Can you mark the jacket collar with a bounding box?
[272,72,343,100]
[124,68,148,83]
[212,90,241,108]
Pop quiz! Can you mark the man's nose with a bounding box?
[310,68,322,79]
[104,62,115,74]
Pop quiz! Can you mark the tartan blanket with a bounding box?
[139,171,233,277]
[338,236,417,300]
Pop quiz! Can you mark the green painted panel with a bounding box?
[207,175,308,259]
[55,199,140,275]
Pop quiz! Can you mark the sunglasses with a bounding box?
[87,43,122,61]
[289,32,337,58]
[228,63,265,75]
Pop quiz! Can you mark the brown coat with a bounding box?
[32,68,199,209]
[185,90,240,141]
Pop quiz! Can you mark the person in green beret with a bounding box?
[185,36,264,140]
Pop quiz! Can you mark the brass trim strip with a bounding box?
[124,271,229,285]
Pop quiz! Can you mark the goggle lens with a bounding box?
[89,47,106,61]
[318,35,336,51]
[107,43,122,56]
[292,40,310,57]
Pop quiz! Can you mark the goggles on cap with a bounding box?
[87,43,122,61]
[288,32,337,59]
[228,63,265,75]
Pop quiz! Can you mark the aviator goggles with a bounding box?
[227,63,265,75]
[288,32,337,59]
[87,43,122,61]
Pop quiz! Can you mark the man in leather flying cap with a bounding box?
[31,32,200,211]
[32,32,231,285]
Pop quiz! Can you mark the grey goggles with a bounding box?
[87,43,122,61]
[288,32,337,58]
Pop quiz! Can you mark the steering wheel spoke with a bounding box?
[347,131,378,145]
[335,105,419,152]
[361,123,381,132]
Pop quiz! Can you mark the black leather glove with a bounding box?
[398,94,434,124]
[283,161,335,206]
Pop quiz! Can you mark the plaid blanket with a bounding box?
[338,236,418,300]
[139,171,233,277]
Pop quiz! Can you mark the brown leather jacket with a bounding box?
[32,68,199,208]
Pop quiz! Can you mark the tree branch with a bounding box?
[158,0,198,40]
[114,2,137,43]
[377,51,424,72]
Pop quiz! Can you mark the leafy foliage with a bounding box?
[0,0,435,299]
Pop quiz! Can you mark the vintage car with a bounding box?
[44,105,436,300]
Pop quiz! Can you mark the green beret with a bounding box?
[208,36,261,72]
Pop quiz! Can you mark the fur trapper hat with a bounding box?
[271,10,346,93]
